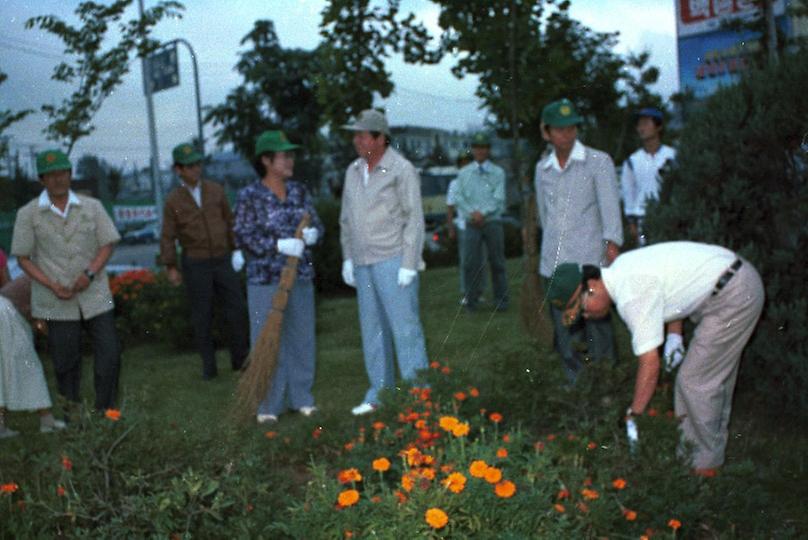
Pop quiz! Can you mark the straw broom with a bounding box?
[233,213,310,420]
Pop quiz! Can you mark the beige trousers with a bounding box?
[675,259,765,469]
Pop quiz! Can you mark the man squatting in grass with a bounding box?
[339,109,429,416]
[547,241,764,475]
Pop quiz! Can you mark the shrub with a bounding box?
[644,50,808,415]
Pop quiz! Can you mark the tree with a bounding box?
[316,0,438,130]
[204,20,326,189]
[25,0,184,155]
[0,70,33,166]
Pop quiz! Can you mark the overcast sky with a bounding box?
[0,0,678,172]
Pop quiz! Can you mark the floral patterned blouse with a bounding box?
[233,180,324,285]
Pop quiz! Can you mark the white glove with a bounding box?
[663,333,685,372]
[277,238,304,258]
[302,227,319,246]
[342,259,356,287]
[397,267,417,287]
[231,250,245,272]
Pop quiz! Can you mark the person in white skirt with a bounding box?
[0,251,66,438]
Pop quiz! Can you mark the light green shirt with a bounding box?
[11,192,121,320]
[453,160,506,220]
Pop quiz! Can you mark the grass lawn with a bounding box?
[1,259,806,537]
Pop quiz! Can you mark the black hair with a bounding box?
[252,151,278,177]
[581,264,601,287]
[369,131,391,147]
[636,114,663,129]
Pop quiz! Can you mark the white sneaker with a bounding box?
[351,402,377,416]
[299,406,317,417]
[256,414,278,424]
[40,419,68,433]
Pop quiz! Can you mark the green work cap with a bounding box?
[541,98,583,127]
[36,149,72,176]
[172,143,204,165]
[546,263,582,308]
[254,130,300,157]
[470,132,491,147]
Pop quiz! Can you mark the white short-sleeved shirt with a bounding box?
[620,145,676,217]
[600,241,736,355]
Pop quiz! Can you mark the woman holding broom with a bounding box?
[233,131,324,424]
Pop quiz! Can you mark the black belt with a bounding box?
[712,259,742,296]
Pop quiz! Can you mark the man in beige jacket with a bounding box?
[12,149,121,413]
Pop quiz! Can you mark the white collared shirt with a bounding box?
[38,189,81,219]
[620,144,677,216]
[183,181,202,207]
[543,140,586,173]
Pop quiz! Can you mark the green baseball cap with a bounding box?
[470,132,491,147]
[546,263,582,308]
[36,149,72,176]
[541,98,583,127]
[254,130,300,157]
[172,143,204,165]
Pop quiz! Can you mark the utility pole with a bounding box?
[139,0,164,228]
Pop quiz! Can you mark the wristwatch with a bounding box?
[83,269,96,281]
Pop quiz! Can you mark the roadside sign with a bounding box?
[146,43,179,94]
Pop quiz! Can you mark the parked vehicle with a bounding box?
[122,222,159,244]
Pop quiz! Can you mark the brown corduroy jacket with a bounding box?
[159,180,236,267]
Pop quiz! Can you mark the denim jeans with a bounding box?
[354,255,429,405]
[248,280,316,416]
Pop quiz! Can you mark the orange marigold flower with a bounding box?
[370,495,381,503]
[556,488,570,500]
[469,460,489,478]
[469,387,480,397]
[343,442,354,451]
[442,472,467,493]
[495,480,516,498]
[647,408,658,417]
[372,421,386,430]
[394,490,407,504]
[439,416,459,431]
[576,502,589,513]
[567,434,577,441]
[344,531,354,539]
[640,536,650,540]
[372,457,391,472]
[441,366,451,374]
[489,412,503,423]
[623,509,637,521]
[534,441,545,452]
[612,478,627,490]
[587,441,597,450]
[546,434,556,441]
[337,468,362,484]
[265,431,278,439]
[415,419,427,430]
[61,456,73,471]
[1,483,19,494]
[668,518,682,530]
[430,361,441,369]
[312,427,323,439]
[419,467,436,481]
[484,466,502,484]
[502,433,511,443]
[56,485,66,497]
[451,422,470,437]
[581,488,599,500]
[425,508,449,529]
[553,503,566,513]
[496,447,508,458]
[105,408,121,421]
[337,489,360,507]
[453,391,467,401]
[401,474,415,492]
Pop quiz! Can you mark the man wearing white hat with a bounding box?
[339,109,429,416]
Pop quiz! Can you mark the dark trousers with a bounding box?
[464,220,509,309]
[48,309,121,410]
[545,289,616,383]
[182,255,249,377]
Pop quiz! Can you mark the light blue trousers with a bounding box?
[248,280,316,416]
[354,255,429,405]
